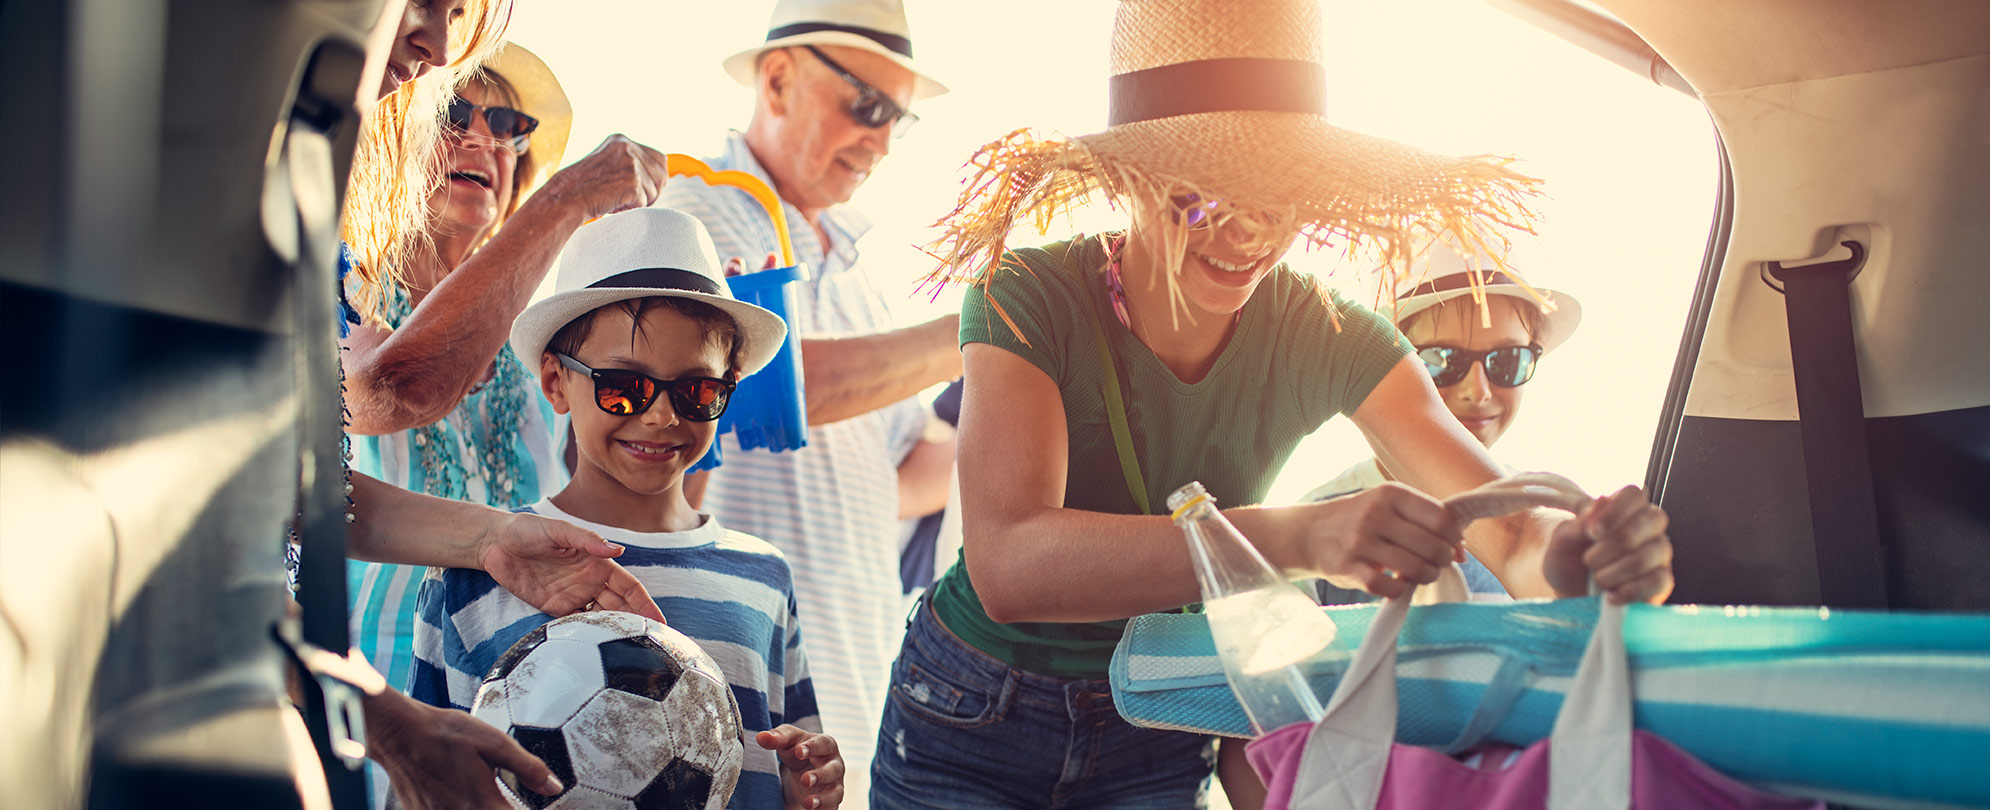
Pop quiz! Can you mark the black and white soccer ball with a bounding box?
[473,611,745,810]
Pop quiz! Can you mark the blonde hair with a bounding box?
[341,0,514,324]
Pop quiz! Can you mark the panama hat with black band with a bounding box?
[511,208,789,376]
[722,0,948,100]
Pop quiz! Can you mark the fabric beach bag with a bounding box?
[1244,585,1826,810]
[1242,473,1828,810]
[1111,594,1990,809]
[1115,474,1990,808]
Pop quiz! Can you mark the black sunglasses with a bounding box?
[1418,345,1542,388]
[802,45,918,138]
[446,97,539,154]
[556,353,736,422]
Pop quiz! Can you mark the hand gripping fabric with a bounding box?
[1243,474,1822,810]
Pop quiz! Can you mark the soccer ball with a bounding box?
[472,611,745,810]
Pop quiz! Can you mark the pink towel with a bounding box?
[1247,721,1823,810]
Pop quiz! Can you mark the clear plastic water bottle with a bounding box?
[1169,481,1331,736]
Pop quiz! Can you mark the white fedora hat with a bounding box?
[510,209,790,376]
[1387,245,1584,353]
[722,0,948,99]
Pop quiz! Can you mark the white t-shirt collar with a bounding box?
[527,498,723,550]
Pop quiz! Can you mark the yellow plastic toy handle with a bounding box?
[665,154,795,268]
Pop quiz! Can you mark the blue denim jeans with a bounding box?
[871,600,1215,809]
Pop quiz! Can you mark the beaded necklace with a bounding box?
[1101,233,1134,329]
[379,280,534,508]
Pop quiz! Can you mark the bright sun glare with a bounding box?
[509,0,1716,502]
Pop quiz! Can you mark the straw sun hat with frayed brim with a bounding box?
[925,0,1544,307]
[510,209,789,376]
[480,42,572,212]
[1387,246,1583,353]
[723,0,948,100]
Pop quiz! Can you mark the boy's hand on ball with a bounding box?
[757,725,844,810]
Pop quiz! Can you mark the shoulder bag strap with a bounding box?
[1065,236,1152,516]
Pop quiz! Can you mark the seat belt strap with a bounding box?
[1767,240,1888,608]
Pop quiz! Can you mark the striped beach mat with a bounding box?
[1109,598,1990,809]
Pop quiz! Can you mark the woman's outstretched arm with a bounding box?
[957,344,1462,624]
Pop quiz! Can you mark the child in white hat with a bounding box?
[1307,244,1585,605]
[410,208,846,810]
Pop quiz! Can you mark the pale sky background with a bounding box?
[507,0,1717,504]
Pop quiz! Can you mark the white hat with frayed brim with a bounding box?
[510,209,789,375]
[722,0,948,99]
[1388,246,1583,353]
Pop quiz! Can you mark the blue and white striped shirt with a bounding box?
[345,394,564,693]
[410,500,819,810]
[655,132,929,805]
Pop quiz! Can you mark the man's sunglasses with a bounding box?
[1418,345,1542,388]
[802,45,919,138]
[446,97,539,154]
[556,353,736,422]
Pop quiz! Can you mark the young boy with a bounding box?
[411,208,845,810]
[1306,244,1584,604]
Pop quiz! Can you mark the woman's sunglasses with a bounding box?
[802,45,919,138]
[1418,345,1542,388]
[1169,192,1223,228]
[556,354,736,422]
[446,97,539,154]
[1168,192,1293,242]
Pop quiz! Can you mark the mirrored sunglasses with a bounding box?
[446,97,539,154]
[1418,344,1542,388]
[556,353,735,422]
[803,45,919,139]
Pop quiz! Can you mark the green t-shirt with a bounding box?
[930,234,1412,679]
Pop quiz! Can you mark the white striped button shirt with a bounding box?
[655,132,929,809]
